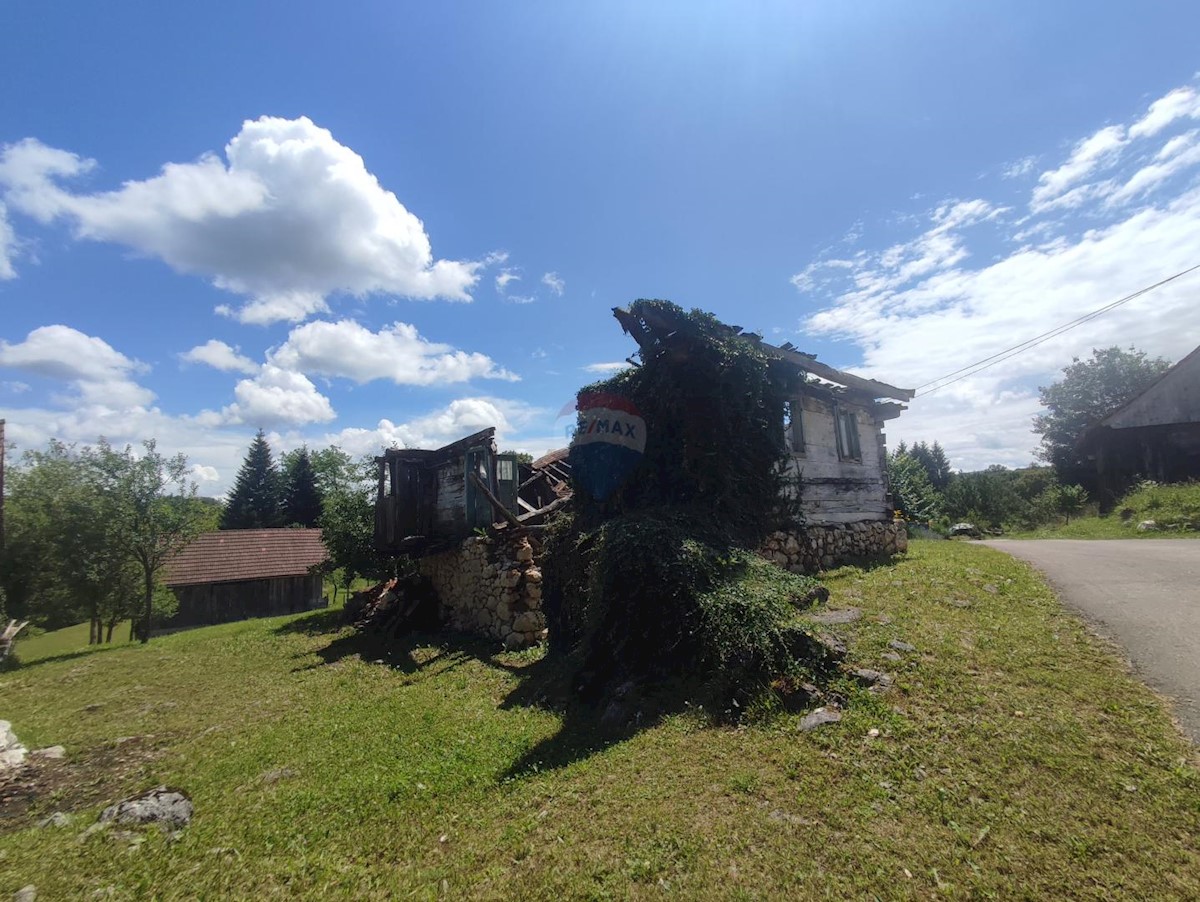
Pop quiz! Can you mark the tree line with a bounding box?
[887,346,1172,531]
[0,430,396,644]
[1,440,209,643]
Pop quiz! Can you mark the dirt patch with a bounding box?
[0,735,168,833]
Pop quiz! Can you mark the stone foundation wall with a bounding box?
[760,520,907,574]
[418,532,546,650]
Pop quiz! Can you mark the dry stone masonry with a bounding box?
[760,520,907,574]
[418,531,547,650]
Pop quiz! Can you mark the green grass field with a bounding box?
[2,542,1198,899]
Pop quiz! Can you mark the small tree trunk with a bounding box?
[105,617,117,643]
[129,619,135,642]
[141,568,154,644]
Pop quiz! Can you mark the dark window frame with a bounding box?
[834,404,862,462]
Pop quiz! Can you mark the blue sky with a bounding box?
[3,1,1200,492]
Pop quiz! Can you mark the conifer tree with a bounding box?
[282,446,323,528]
[221,430,282,529]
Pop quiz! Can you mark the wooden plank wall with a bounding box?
[170,574,325,628]
[784,395,891,524]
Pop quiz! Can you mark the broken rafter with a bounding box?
[469,470,523,528]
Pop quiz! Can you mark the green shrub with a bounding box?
[543,509,826,703]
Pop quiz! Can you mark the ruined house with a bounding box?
[1077,344,1200,509]
[374,427,569,556]
[611,303,912,570]
[373,430,570,649]
[370,305,912,648]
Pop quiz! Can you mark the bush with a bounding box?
[543,509,827,703]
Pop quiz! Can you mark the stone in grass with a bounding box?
[99,787,193,831]
[14,886,36,902]
[771,676,822,712]
[849,668,893,691]
[881,651,903,663]
[809,607,863,626]
[0,720,28,771]
[798,707,842,732]
[38,812,73,829]
[887,639,917,654]
[31,745,66,760]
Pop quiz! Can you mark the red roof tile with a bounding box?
[163,529,328,586]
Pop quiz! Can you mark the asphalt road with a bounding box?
[984,539,1200,742]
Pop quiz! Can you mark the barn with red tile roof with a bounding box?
[162,528,328,627]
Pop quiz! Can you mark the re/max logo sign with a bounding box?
[572,406,647,453]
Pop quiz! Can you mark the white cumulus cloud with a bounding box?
[0,324,154,407]
[541,271,565,295]
[0,116,481,324]
[320,397,543,456]
[0,201,16,279]
[220,365,336,427]
[268,319,518,385]
[180,339,259,375]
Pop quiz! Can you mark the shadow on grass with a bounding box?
[273,608,347,636]
[496,654,713,779]
[274,606,686,774]
[7,643,130,671]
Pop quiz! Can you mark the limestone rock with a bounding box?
[0,720,27,771]
[887,639,916,654]
[99,787,193,831]
[32,745,66,760]
[849,668,893,691]
[798,707,842,732]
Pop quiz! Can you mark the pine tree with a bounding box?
[909,441,952,491]
[221,430,283,529]
[282,446,323,528]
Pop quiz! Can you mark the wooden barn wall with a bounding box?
[782,395,891,524]
[169,574,325,628]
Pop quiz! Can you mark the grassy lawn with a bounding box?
[13,621,137,665]
[1004,517,1200,539]
[1,541,1198,899]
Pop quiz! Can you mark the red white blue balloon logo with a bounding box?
[569,392,646,501]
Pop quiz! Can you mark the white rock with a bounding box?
[0,720,28,771]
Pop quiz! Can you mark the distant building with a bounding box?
[162,528,328,628]
[1078,345,1200,509]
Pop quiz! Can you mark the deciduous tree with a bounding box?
[1034,347,1171,484]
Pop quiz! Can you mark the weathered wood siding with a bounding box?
[783,395,891,524]
[169,574,325,628]
[432,457,468,537]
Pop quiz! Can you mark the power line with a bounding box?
[915,263,1200,397]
